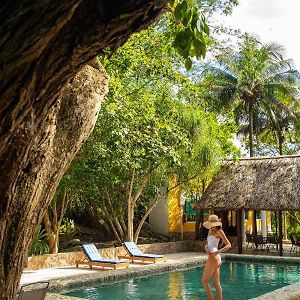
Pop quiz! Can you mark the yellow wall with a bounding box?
[167,177,196,233]
[167,176,181,233]
[183,222,195,232]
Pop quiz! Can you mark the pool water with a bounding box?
[64,260,300,299]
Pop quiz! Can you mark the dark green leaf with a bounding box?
[185,58,192,70]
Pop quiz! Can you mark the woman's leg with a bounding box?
[201,258,216,300]
[212,264,222,300]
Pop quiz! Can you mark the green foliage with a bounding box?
[29,226,49,256]
[169,0,209,69]
[167,0,239,68]
[60,23,239,240]
[287,212,300,238]
[60,218,75,235]
[202,35,300,156]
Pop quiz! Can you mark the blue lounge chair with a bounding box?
[123,241,166,263]
[76,244,129,270]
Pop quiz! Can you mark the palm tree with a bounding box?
[258,102,300,155]
[203,36,300,236]
[203,36,300,157]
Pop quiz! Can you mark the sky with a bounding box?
[218,0,300,70]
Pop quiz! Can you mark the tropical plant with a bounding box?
[286,211,300,237]
[60,218,75,235]
[29,226,49,256]
[203,36,300,157]
[257,103,300,155]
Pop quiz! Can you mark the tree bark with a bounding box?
[248,100,254,157]
[127,174,150,241]
[43,210,59,254]
[0,1,166,156]
[0,1,166,298]
[0,60,109,299]
[43,189,70,254]
[278,133,284,155]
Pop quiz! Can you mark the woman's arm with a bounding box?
[215,229,231,254]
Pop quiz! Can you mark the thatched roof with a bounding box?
[197,155,300,211]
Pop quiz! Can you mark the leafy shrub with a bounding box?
[60,218,75,235]
[29,226,49,256]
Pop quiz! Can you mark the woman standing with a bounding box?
[201,214,231,300]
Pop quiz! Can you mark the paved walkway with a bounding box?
[21,252,206,286]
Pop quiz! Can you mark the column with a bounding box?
[261,210,267,237]
[241,209,246,243]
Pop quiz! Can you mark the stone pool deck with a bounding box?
[22,252,207,299]
[21,252,300,300]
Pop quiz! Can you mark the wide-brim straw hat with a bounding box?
[203,214,222,229]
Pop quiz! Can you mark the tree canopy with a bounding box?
[62,25,239,243]
[202,36,300,156]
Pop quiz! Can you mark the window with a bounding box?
[245,211,249,220]
[185,199,196,222]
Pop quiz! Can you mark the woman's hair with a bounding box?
[214,226,222,230]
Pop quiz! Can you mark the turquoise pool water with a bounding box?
[64,260,300,299]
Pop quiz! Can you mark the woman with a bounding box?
[201,214,231,300]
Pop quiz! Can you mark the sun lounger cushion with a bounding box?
[124,241,164,258]
[82,244,127,264]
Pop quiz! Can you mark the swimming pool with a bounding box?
[63,260,300,299]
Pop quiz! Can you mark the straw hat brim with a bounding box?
[203,220,222,229]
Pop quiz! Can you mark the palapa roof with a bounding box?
[197,155,300,211]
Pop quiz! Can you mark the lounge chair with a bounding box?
[290,236,300,253]
[245,233,254,249]
[122,241,166,263]
[18,281,49,300]
[266,234,279,251]
[76,244,129,270]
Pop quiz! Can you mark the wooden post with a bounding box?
[252,210,257,235]
[195,210,203,240]
[221,211,229,234]
[237,209,243,254]
[278,210,283,256]
[283,211,287,240]
[274,211,278,237]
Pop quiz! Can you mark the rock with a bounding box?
[67,239,81,247]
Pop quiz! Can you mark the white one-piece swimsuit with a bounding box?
[207,235,220,253]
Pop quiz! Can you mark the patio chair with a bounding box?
[252,235,267,250]
[18,281,49,300]
[246,233,254,249]
[76,244,129,270]
[266,234,278,251]
[290,235,297,253]
[289,235,300,253]
[122,241,167,263]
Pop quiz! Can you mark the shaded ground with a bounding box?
[59,223,170,252]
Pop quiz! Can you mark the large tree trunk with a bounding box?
[0,1,165,154]
[0,60,109,298]
[0,1,166,298]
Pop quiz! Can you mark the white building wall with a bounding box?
[149,194,169,234]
